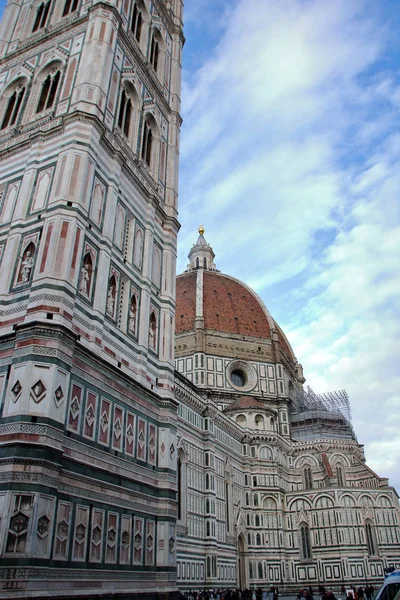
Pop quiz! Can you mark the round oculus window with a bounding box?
[231,369,246,387]
[226,360,257,392]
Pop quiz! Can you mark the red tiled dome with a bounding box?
[176,271,271,338]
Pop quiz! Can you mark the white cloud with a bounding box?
[179,0,400,491]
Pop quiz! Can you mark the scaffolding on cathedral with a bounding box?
[289,385,355,441]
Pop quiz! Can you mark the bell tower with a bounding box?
[0,1,183,598]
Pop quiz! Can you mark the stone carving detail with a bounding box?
[11,380,22,403]
[107,528,116,547]
[30,379,47,404]
[54,385,64,407]
[86,404,95,428]
[18,243,35,284]
[113,418,122,440]
[70,396,80,420]
[92,525,102,545]
[57,520,68,541]
[37,515,50,539]
[121,530,130,548]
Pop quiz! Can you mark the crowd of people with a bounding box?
[180,586,279,600]
[179,584,376,600]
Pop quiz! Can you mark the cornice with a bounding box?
[0,17,87,69]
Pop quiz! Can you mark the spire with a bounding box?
[186,226,219,272]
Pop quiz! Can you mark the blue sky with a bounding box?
[0,1,398,491]
[179,0,400,492]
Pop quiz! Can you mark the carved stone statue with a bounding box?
[20,250,34,283]
[149,315,156,349]
[128,298,137,334]
[79,263,90,295]
[106,285,115,315]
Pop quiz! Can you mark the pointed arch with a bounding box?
[141,112,161,178]
[0,77,28,130]
[299,522,312,560]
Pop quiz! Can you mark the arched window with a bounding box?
[36,69,60,113]
[1,84,26,129]
[130,2,143,42]
[303,467,313,490]
[32,1,52,33]
[256,533,261,546]
[248,533,251,546]
[149,311,157,350]
[141,119,153,166]
[62,0,78,17]
[254,493,259,507]
[206,499,210,513]
[117,89,132,137]
[246,514,250,526]
[245,493,249,506]
[365,521,376,556]
[177,455,182,520]
[206,521,210,537]
[249,561,253,579]
[255,514,260,527]
[203,257,207,269]
[258,562,263,578]
[255,414,264,429]
[149,32,160,71]
[336,466,344,487]
[270,417,275,430]
[195,257,200,269]
[300,524,312,560]
[206,556,211,578]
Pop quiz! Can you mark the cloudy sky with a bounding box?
[179,0,400,492]
[0,0,398,491]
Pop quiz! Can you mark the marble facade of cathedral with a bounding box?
[0,1,398,599]
[174,230,400,593]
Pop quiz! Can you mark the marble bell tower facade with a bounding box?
[0,0,183,598]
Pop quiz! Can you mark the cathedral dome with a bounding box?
[175,228,296,368]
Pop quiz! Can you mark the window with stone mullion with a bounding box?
[32,1,52,33]
[141,122,153,166]
[62,0,79,17]
[118,91,132,137]
[1,87,25,130]
[131,3,143,42]
[149,36,159,72]
[36,71,60,114]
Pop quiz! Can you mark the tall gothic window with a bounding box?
[365,522,376,556]
[32,1,52,33]
[177,455,182,520]
[62,0,78,17]
[1,86,25,129]
[300,524,312,560]
[131,2,143,42]
[141,120,153,167]
[336,466,344,487]
[149,34,160,71]
[36,70,60,114]
[117,90,132,137]
[303,467,313,490]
